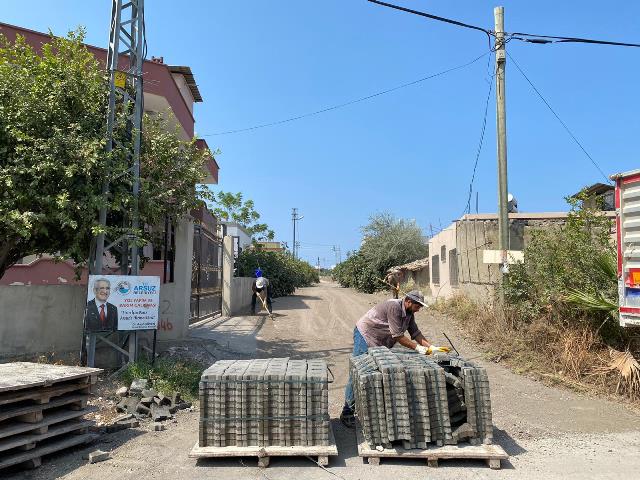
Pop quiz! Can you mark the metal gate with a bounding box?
[190,219,223,323]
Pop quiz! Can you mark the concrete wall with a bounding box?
[230,277,255,315]
[428,224,457,299]
[0,285,86,359]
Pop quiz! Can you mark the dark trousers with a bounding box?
[251,287,272,313]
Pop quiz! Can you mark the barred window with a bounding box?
[431,255,440,284]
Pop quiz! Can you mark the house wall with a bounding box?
[428,225,457,299]
[0,217,195,359]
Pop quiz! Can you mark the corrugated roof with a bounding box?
[168,65,203,102]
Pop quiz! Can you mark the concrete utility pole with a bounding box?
[291,208,303,259]
[494,6,510,272]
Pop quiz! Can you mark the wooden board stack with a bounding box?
[0,362,102,472]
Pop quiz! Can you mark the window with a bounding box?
[431,255,440,284]
[449,249,458,287]
[441,245,446,263]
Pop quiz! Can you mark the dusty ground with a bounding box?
[7,280,640,479]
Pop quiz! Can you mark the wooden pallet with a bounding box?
[189,424,338,468]
[0,362,101,394]
[356,419,508,469]
[0,431,97,470]
[0,393,88,424]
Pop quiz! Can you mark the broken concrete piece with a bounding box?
[171,392,182,406]
[88,450,110,463]
[113,414,134,423]
[141,389,157,398]
[169,405,179,414]
[140,397,153,406]
[136,403,151,416]
[129,378,149,394]
[116,386,129,397]
[152,405,171,422]
[153,422,165,431]
[117,419,140,428]
[178,401,192,410]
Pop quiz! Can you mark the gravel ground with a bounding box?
[6,280,640,479]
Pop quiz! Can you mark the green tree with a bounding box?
[333,213,428,293]
[0,30,212,278]
[211,191,274,240]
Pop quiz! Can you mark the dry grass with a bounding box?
[591,349,640,399]
[438,294,640,404]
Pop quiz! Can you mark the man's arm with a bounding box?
[394,334,430,350]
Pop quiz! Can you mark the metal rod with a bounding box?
[442,332,460,356]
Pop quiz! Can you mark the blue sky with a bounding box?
[3,1,639,267]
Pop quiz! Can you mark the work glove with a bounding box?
[427,346,451,354]
[414,345,429,355]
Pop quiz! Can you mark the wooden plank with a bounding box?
[0,393,88,423]
[0,407,95,440]
[0,432,96,470]
[189,423,338,459]
[0,381,92,407]
[0,363,102,393]
[0,420,92,453]
[356,419,507,462]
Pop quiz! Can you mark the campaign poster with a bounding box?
[84,275,160,332]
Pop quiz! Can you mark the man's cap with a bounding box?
[256,277,266,289]
[405,290,427,307]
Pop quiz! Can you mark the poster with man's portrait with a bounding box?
[84,275,160,332]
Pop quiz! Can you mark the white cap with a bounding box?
[256,277,266,289]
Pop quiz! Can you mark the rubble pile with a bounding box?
[111,378,192,431]
[351,346,493,449]
[198,358,329,448]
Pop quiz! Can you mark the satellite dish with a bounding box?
[507,193,518,213]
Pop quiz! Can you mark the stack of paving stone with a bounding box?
[351,347,493,449]
[199,358,329,448]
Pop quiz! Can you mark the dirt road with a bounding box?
[10,280,640,479]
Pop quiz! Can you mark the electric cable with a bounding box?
[507,51,611,183]
[368,0,490,35]
[509,32,640,48]
[201,51,490,136]
[463,53,494,217]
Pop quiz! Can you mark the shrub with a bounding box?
[236,250,319,297]
[119,359,203,400]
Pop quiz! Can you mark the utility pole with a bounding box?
[291,208,303,259]
[494,6,510,273]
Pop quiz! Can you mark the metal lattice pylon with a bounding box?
[93,0,145,276]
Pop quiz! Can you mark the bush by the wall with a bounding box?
[236,250,319,297]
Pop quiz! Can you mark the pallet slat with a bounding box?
[0,381,93,407]
[356,419,507,469]
[0,419,92,453]
[0,432,96,470]
[190,423,338,467]
[0,393,88,423]
[0,407,95,441]
[0,363,101,393]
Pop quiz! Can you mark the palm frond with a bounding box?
[565,287,618,316]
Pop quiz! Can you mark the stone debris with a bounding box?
[108,379,192,433]
[351,346,493,449]
[87,450,110,463]
[199,358,330,448]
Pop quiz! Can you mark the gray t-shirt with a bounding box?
[356,298,422,348]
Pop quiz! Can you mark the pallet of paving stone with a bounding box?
[189,423,338,468]
[355,419,507,469]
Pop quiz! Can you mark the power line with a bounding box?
[506,51,611,184]
[201,51,490,136]
[464,55,494,216]
[367,0,490,35]
[509,32,640,48]
[369,0,640,48]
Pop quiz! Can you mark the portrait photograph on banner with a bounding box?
[84,275,160,332]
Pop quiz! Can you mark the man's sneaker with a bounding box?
[340,409,356,428]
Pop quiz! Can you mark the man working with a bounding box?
[385,269,403,299]
[251,276,273,315]
[84,277,118,332]
[340,290,449,427]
